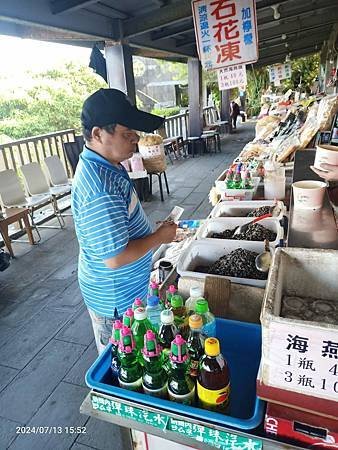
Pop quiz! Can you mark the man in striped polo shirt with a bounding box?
[72,89,177,353]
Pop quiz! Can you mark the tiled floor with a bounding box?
[0,122,255,450]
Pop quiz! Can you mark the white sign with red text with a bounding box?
[192,0,258,71]
[217,63,247,90]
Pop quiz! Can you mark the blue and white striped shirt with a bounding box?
[71,147,152,318]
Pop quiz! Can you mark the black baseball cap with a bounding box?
[81,88,164,132]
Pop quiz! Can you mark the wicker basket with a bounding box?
[142,155,167,173]
[139,134,167,173]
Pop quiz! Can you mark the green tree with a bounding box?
[246,67,270,117]
[0,63,106,140]
[282,54,320,93]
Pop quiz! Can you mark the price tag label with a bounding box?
[91,394,262,450]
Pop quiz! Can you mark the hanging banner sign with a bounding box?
[192,0,258,71]
[269,63,292,83]
[217,64,247,90]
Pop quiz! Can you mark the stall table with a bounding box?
[80,392,307,450]
[80,150,338,450]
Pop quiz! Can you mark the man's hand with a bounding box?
[155,221,178,244]
[104,221,177,269]
[310,164,338,182]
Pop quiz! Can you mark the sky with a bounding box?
[0,35,91,76]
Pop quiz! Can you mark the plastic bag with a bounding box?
[317,94,338,131]
[255,116,281,140]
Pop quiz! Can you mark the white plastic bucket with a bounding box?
[292,180,327,210]
[314,144,338,171]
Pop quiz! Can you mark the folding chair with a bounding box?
[0,169,56,242]
[44,156,72,217]
[44,155,71,187]
[20,163,67,228]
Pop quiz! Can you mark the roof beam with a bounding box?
[123,0,192,38]
[259,43,321,62]
[150,19,193,41]
[50,0,98,14]
[129,36,195,58]
[259,12,338,42]
[0,0,118,39]
[255,47,320,67]
[259,30,328,51]
[258,4,338,32]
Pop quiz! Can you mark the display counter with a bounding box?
[288,150,338,249]
[80,149,338,450]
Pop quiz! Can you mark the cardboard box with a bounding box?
[265,402,338,449]
[259,248,338,418]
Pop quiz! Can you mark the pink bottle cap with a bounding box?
[134,297,143,305]
[118,325,135,353]
[110,320,123,345]
[168,285,177,294]
[142,330,161,357]
[170,334,189,363]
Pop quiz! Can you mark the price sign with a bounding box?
[265,322,338,402]
[218,64,247,90]
[269,63,292,83]
[91,393,262,450]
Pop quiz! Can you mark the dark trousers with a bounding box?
[231,114,239,129]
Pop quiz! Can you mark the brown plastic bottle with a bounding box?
[197,337,230,412]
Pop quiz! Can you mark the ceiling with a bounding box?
[0,0,336,66]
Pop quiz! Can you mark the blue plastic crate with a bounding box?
[86,318,265,430]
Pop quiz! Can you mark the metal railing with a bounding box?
[0,129,76,177]
[0,106,220,177]
[163,106,218,140]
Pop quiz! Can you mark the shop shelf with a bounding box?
[86,319,265,431]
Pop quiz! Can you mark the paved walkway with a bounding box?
[0,122,255,450]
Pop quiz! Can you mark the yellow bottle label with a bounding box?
[197,382,230,407]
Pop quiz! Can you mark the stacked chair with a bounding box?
[0,154,73,249]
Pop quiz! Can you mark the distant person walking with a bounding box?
[230,101,240,130]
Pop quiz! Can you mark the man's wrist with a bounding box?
[150,229,162,248]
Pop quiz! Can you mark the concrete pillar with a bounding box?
[221,89,232,133]
[188,58,203,137]
[105,42,136,105]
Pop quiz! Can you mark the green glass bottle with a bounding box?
[149,281,159,297]
[118,326,142,392]
[122,308,134,328]
[171,294,189,339]
[132,297,144,311]
[168,334,195,405]
[110,319,122,383]
[165,285,177,308]
[131,307,154,352]
[142,330,168,398]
